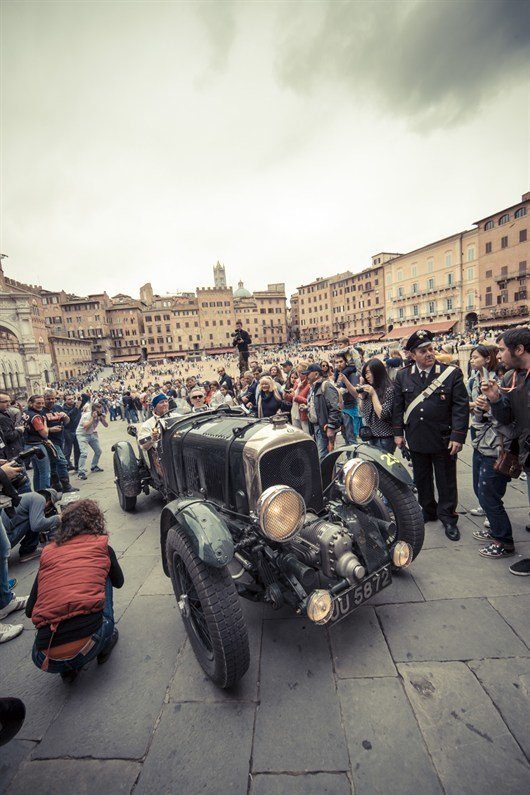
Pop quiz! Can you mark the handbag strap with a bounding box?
[404,367,455,424]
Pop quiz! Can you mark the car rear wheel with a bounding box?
[368,468,424,562]
[166,526,250,688]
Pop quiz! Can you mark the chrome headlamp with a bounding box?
[341,458,379,505]
[256,485,306,542]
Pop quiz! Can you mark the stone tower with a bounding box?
[213,261,227,289]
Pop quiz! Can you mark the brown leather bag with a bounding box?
[494,438,523,478]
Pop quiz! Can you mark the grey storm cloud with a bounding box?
[195,0,237,74]
[274,0,530,129]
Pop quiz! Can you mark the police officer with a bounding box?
[392,329,469,541]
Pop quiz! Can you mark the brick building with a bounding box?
[49,335,94,380]
[475,192,529,330]
[107,297,146,362]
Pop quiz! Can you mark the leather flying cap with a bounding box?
[404,329,434,352]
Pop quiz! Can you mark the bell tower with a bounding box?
[213,261,227,289]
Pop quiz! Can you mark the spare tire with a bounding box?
[367,467,424,561]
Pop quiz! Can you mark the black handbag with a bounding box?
[359,425,374,441]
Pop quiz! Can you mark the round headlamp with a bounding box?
[392,541,413,568]
[342,458,379,505]
[256,485,306,543]
[306,589,333,624]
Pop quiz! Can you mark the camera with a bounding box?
[10,447,46,490]
[356,387,367,395]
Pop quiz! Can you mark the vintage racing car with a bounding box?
[113,407,424,688]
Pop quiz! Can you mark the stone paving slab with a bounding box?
[467,657,530,759]
[0,740,35,793]
[112,554,158,621]
[338,677,442,795]
[135,702,255,795]
[33,596,183,760]
[252,618,349,772]
[1,661,70,742]
[250,772,352,794]
[377,598,529,662]
[6,759,141,795]
[489,594,530,648]
[328,606,397,678]
[411,544,530,600]
[399,661,530,794]
[368,570,425,605]
[170,600,263,703]
[138,561,174,596]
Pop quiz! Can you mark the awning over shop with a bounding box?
[302,339,334,348]
[349,333,385,343]
[479,318,529,329]
[204,346,234,354]
[382,321,457,341]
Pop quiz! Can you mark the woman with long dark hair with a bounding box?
[342,358,396,452]
[26,499,124,681]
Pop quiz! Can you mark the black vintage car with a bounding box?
[113,408,424,688]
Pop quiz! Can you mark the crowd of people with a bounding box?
[0,325,528,693]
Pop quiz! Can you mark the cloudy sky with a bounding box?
[1,0,528,300]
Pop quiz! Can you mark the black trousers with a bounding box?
[410,449,458,526]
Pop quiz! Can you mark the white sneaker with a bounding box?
[484,519,491,529]
[0,622,24,643]
[470,507,485,516]
[0,595,29,621]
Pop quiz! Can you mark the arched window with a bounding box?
[499,214,510,225]
[484,220,494,230]
[515,207,527,219]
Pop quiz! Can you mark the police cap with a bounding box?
[404,329,434,352]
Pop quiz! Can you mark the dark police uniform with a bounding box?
[392,330,469,538]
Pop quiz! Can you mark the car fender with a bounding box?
[321,442,413,491]
[160,497,234,575]
[112,441,141,497]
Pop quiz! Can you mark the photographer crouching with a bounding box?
[26,499,123,682]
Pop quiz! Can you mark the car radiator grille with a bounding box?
[259,440,323,513]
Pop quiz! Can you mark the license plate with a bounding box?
[329,565,392,626]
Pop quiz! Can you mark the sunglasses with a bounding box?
[190,394,204,400]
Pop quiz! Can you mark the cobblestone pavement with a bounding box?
[1,418,529,795]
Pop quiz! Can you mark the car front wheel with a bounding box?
[166,526,250,688]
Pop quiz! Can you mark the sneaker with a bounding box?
[97,628,119,665]
[60,670,79,683]
[470,507,485,516]
[19,547,43,563]
[61,483,79,493]
[91,466,104,473]
[8,578,17,591]
[77,472,87,480]
[519,473,527,481]
[18,547,42,563]
[509,558,530,576]
[0,622,24,643]
[472,529,492,541]
[0,595,28,621]
[479,542,515,559]
[484,519,491,529]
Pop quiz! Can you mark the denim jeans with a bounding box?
[312,425,330,461]
[49,442,69,483]
[475,452,513,545]
[372,437,396,454]
[1,493,61,555]
[63,431,80,469]
[0,516,12,610]
[32,578,116,674]
[342,409,359,445]
[77,433,102,475]
[26,443,51,491]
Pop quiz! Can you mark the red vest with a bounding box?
[32,534,110,629]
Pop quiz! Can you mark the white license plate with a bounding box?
[329,565,392,625]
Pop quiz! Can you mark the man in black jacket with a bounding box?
[62,394,81,472]
[304,364,342,461]
[482,327,530,575]
[217,367,234,394]
[232,321,252,375]
[0,395,23,460]
[393,329,469,541]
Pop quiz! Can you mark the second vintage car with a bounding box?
[113,407,424,688]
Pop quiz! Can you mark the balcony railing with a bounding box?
[479,305,529,320]
[494,268,527,283]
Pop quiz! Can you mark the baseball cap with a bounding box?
[301,363,323,375]
[151,393,168,409]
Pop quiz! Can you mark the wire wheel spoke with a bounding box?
[174,554,213,656]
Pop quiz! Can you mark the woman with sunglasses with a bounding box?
[341,358,396,452]
[320,361,332,380]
